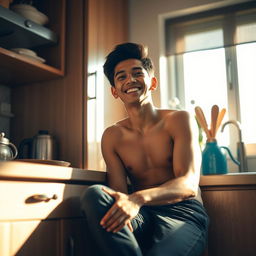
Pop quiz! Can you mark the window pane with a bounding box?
[235,9,256,45]
[182,48,229,144]
[184,28,223,53]
[236,42,256,143]
[183,48,228,112]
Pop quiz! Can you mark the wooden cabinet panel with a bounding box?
[87,0,128,127]
[0,181,87,220]
[86,0,128,169]
[60,218,91,256]
[202,187,256,256]
[0,177,90,256]
[0,220,59,256]
[12,220,59,256]
[0,222,11,256]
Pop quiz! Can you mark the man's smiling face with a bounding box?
[111,59,156,104]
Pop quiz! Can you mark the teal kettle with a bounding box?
[201,139,240,175]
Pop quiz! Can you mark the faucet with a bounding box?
[221,120,248,172]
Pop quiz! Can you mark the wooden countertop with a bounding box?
[0,161,106,184]
[1,161,255,187]
[200,172,256,187]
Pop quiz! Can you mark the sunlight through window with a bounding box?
[237,42,256,144]
[183,48,228,116]
[183,48,229,145]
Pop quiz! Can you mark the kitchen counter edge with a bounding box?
[200,172,256,187]
[1,161,255,187]
[0,161,106,184]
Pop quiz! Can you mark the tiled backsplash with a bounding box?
[0,84,11,138]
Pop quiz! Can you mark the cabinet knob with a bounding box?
[24,20,32,28]
[31,194,58,202]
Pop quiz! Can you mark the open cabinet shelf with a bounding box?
[0,0,66,86]
[0,47,64,85]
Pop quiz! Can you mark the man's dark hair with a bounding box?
[103,42,154,87]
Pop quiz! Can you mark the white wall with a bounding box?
[128,0,254,107]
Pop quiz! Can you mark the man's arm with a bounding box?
[131,110,201,205]
[101,125,136,232]
[101,126,128,194]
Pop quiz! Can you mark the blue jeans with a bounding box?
[81,184,209,256]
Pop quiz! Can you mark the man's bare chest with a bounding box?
[116,129,174,171]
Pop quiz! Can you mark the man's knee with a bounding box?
[81,184,114,215]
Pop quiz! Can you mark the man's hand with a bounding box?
[100,187,141,233]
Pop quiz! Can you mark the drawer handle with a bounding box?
[31,194,58,202]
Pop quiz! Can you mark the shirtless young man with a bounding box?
[81,43,209,256]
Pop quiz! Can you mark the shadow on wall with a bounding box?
[0,84,12,138]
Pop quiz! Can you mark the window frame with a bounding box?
[163,1,256,170]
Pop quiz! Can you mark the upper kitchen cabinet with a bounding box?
[0,0,66,85]
[10,0,128,168]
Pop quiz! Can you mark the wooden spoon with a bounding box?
[195,106,211,139]
[211,105,219,139]
[216,108,226,134]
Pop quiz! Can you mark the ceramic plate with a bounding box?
[16,159,71,167]
[11,48,37,57]
[19,53,46,63]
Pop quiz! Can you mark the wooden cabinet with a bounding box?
[7,0,128,168]
[0,161,106,256]
[61,218,90,256]
[0,220,60,256]
[0,0,66,85]
[200,174,256,256]
[0,180,89,256]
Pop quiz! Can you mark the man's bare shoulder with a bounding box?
[159,109,196,135]
[159,109,191,124]
[164,110,199,143]
[102,118,129,141]
[160,109,188,118]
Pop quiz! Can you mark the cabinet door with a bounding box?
[0,181,86,221]
[60,218,93,256]
[0,220,60,256]
[202,188,256,256]
[0,222,11,256]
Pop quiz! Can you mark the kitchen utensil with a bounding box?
[0,132,18,161]
[195,106,211,139]
[216,108,226,134]
[210,105,219,139]
[195,105,237,174]
[19,130,56,160]
[195,105,226,141]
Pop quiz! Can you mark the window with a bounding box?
[236,42,256,144]
[165,2,256,163]
[87,69,105,170]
